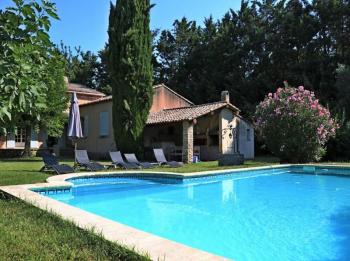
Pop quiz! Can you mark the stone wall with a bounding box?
[182,121,193,163]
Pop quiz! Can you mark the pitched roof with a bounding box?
[153,83,194,105]
[67,83,105,96]
[147,101,240,125]
[79,95,112,107]
[79,84,194,107]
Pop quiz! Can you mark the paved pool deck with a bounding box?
[1,163,350,260]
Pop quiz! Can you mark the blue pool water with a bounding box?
[43,167,350,260]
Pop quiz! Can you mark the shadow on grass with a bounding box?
[0,158,42,163]
[4,170,48,174]
[329,207,350,261]
[0,191,15,201]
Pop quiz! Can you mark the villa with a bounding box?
[78,84,254,162]
[0,81,254,163]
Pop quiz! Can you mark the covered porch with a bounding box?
[144,103,240,163]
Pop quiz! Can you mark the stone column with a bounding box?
[182,120,194,163]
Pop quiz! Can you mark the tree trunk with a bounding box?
[23,124,32,157]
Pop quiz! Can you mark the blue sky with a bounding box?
[0,0,241,52]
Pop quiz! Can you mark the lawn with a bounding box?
[0,156,280,186]
[0,156,279,260]
[0,193,149,261]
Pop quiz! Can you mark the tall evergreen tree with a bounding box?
[108,0,153,153]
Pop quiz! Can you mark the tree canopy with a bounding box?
[58,43,112,95]
[0,0,68,155]
[153,0,350,118]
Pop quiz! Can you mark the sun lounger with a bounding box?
[40,153,75,174]
[109,151,140,169]
[124,153,154,169]
[75,150,105,171]
[153,148,183,168]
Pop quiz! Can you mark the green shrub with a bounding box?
[255,83,338,163]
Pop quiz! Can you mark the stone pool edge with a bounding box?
[1,163,350,260]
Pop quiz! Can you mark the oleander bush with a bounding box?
[255,83,338,163]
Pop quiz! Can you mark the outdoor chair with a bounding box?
[153,148,183,168]
[124,153,154,169]
[40,153,75,175]
[75,150,105,171]
[109,151,140,169]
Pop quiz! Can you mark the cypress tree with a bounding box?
[108,0,153,153]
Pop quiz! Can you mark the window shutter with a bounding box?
[84,116,89,137]
[99,112,109,137]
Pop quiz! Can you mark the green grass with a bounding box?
[0,156,280,186]
[150,156,280,173]
[0,193,149,261]
[0,158,51,186]
[0,156,279,260]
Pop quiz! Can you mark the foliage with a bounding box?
[108,0,153,153]
[325,66,350,160]
[0,0,56,122]
[152,0,350,118]
[58,43,112,95]
[325,113,350,161]
[40,51,69,137]
[0,0,67,155]
[335,65,350,119]
[97,46,112,94]
[255,83,338,162]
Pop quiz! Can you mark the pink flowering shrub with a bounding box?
[255,83,338,162]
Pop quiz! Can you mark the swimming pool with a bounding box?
[41,166,350,260]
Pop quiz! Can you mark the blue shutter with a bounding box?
[99,112,109,137]
[84,116,89,137]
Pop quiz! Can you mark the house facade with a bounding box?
[0,81,105,151]
[0,82,254,162]
[78,84,254,162]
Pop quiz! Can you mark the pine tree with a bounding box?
[108,0,153,153]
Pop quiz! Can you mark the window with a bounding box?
[99,112,109,137]
[247,128,251,141]
[15,128,26,143]
[81,116,89,137]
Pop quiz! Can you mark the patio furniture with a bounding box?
[169,146,201,162]
[194,146,201,161]
[40,153,75,175]
[153,148,183,168]
[75,150,105,171]
[109,151,140,169]
[169,146,183,161]
[124,153,154,169]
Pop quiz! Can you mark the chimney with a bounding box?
[221,91,230,103]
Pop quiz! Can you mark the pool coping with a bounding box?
[2,163,350,260]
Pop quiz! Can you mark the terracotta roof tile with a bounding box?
[147,102,239,124]
[79,95,112,106]
[68,83,105,96]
